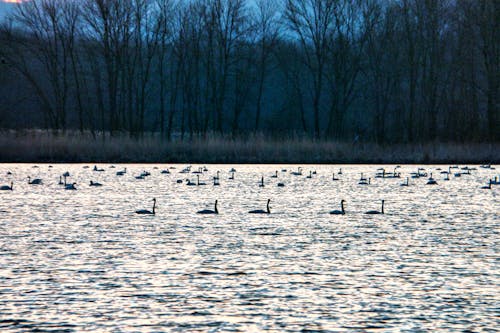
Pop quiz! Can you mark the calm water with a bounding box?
[0,164,498,332]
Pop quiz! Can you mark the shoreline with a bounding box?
[0,130,498,164]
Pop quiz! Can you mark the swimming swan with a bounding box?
[249,199,271,214]
[197,200,219,214]
[136,198,156,215]
[28,176,43,185]
[365,200,384,215]
[0,182,13,191]
[400,177,409,187]
[330,200,346,215]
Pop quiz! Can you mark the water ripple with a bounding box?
[0,164,498,332]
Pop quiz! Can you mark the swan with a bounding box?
[277,182,285,187]
[390,166,401,178]
[332,173,339,181]
[136,198,156,215]
[58,176,64,185]
[330,200,345,215]
[0,182,13,191]
[444,172,450,181]
[135,175,145,180]
[440,166,451,174]
[400,177,409,187]
[271,170,278,178]
[481,180,492,189]
[180,166,191,174]
[197,200,219,214]
[376,168,386,178]
[426,173,438,185]
[93,165,104,172]
[259,176,265,187]
[176,179,183,184]
[213,177,220,186]
[359,178,371,185]
[90,181,102,187]
[306,171,312,179]
[186,179,196,186]
[28,176,43,185]
[291,167,302,176]
[338,168,342,175]
[65,182,77,190]
[116,168,127,176]
[249,199,271,214]
[412,168,427,178]
[365,200,384,214]
[197,175,206,186]
[229,172,235,180]
[161,169,170,174]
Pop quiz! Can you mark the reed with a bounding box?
[0,129,498,164]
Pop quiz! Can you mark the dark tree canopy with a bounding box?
[0,0,498,143]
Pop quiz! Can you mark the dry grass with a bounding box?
[0,129,498,164]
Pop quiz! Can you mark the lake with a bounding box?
[0,164,498,332]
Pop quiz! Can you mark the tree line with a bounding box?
[0,0,498,143]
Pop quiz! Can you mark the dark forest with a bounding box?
[0,0,498,144]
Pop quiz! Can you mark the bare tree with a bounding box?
[1,0,81,131]
[324,0,363,140]
[82,0,134,134]
[252,0,280,133]
[362,0,401,143]
[285,0,337,139]
[473,1,499,141]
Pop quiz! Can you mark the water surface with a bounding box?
[0,164,498,332]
